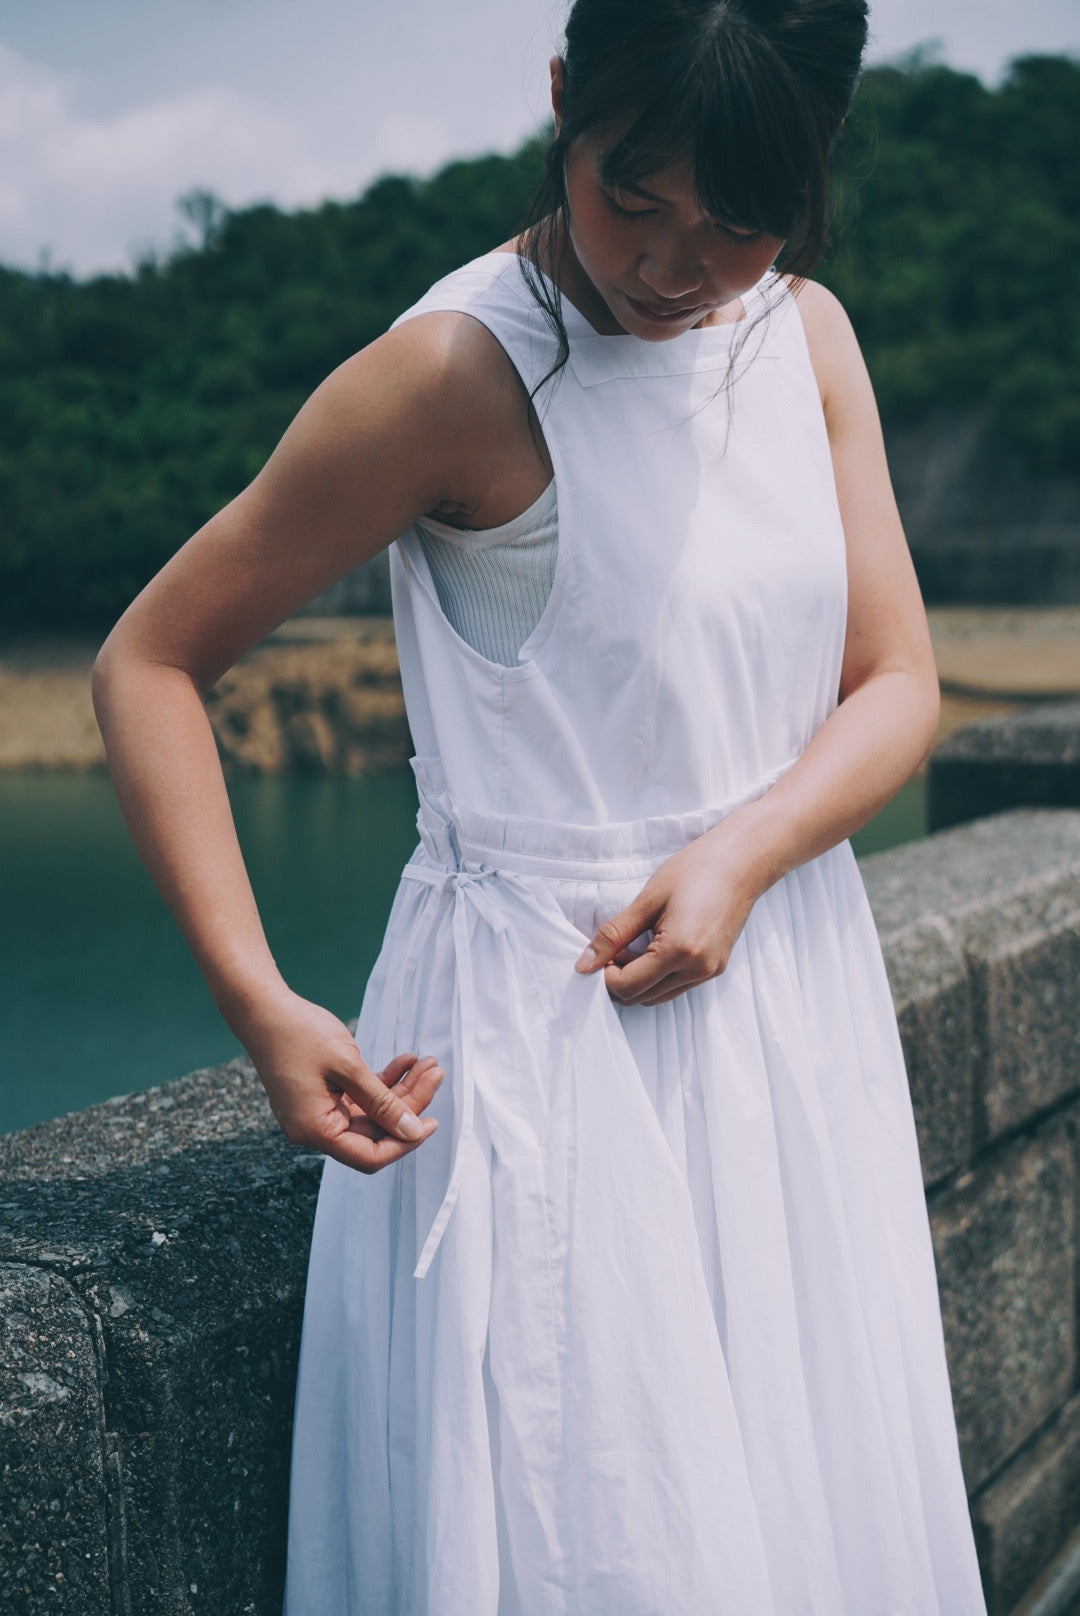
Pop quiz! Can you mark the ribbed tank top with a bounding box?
[413,479,558,668]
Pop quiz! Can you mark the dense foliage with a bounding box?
[1,54,1076,629]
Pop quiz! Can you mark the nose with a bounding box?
[636,247,706,303]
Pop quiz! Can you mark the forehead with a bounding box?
[585,128,698,200]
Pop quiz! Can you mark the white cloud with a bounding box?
[0,39,358,276]
[369,112,453,177]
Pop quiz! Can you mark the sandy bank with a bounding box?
[2,608,1079,775]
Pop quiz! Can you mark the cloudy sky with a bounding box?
[2,0,1077,278]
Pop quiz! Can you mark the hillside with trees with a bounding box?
[0,52,1077,628]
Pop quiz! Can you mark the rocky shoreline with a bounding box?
[2,609,1080,776]
[204,618,409,775]
[0,617,410,776]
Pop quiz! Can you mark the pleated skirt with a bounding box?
[282,764,988,1616]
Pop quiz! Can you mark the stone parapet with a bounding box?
[0,1061,321,1615]
[928,697,1080,833]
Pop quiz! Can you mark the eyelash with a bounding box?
[601,189,764,244]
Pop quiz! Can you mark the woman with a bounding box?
[93,1,989,1610]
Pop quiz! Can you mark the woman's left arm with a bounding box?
[575,279,941,1005]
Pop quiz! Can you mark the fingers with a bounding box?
[589,936,716,1007]
[604,955,686,1007]
[336,1053,441,1123]
[574,892,660,974]
[324,1046,437,1145]
[380,1051,419,1085]
[322,1054,446,1173]
[391,1054,445,1114]
[611,963,704,1001]
[323,1121,436,1175]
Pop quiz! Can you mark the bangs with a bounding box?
[595,28,821,245]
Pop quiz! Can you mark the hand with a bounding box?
[573,820,766,1007]
[237,987,443,1172]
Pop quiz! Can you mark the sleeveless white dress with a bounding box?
[282,251,988,1615]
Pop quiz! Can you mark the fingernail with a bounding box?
[398,1111,424,1140]
[434,1067,445,1083]
[575,945,599,972]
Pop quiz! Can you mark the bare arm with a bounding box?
[722,276,940,881]
[575,278,940,1004]
[92,311,528,1163]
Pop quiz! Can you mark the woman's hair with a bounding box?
[518,0,869,386]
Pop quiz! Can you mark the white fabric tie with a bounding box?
[399,859,517,1279]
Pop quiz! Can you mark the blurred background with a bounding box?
[1,0,1078,1133]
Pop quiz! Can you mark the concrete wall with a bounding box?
[5,803,1080,1614]
[928,696,1080,834]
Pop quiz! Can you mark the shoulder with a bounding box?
[308,264,549,520]
[778,275,877,435]
[374,304,528,416]
[321,290,538,476]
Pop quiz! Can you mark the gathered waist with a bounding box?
[397,750,804,1282]
[407,752,800,883]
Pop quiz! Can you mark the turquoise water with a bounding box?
[0,769,925,1137]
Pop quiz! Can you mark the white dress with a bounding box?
[282,251,988,1615]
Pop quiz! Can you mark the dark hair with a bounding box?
[518,0,869,386]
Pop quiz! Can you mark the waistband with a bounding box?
[397,751,800,1282]
[406,752,800,882]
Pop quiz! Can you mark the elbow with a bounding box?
[914,661,942,768]
[91,624,128,721]
[91,617,155,732]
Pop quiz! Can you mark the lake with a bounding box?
[0,768,925,1136]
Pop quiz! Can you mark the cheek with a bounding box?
[715,240,783,291]
[567,193,623,268]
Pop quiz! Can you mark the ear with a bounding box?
[549,54,566,135]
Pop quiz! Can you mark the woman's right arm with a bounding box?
[91,313,512,1171]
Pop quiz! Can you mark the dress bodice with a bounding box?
[388,250,847,823]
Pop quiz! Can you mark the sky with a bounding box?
[2,0,1078,278]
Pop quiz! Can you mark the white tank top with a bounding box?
[414,479,558,668]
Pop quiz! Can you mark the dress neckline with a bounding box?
[481,249,780,387]
[484,248,774,345]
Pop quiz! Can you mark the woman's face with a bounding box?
[551,66,786,340]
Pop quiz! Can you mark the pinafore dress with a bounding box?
[282,251,988,1615]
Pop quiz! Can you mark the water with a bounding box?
[0,769,925,1137]
[0,771,421,1135]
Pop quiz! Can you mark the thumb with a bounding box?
[342,1048,435,1142]
[574,892,658,973]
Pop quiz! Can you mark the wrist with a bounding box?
[706,798,787,900]
[210,960,295,1044]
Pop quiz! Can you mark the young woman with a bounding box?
[93,1,989,1610]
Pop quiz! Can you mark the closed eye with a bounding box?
[604,187,765,244]
[602,190,656,222]
[715,221,766,244]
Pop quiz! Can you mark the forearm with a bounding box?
[91,646,288,1035]
[722,667,940,893]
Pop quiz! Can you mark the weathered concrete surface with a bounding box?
[0,1059,323,1616]
[871,913,976,1185]
[927,698,1080,833]
[862,810,1080,1154]
[928,1123,1076,1494]
[0,1265,111,1612]
[972,1391,1080,1616]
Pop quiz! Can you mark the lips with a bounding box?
[623,292,703,325]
